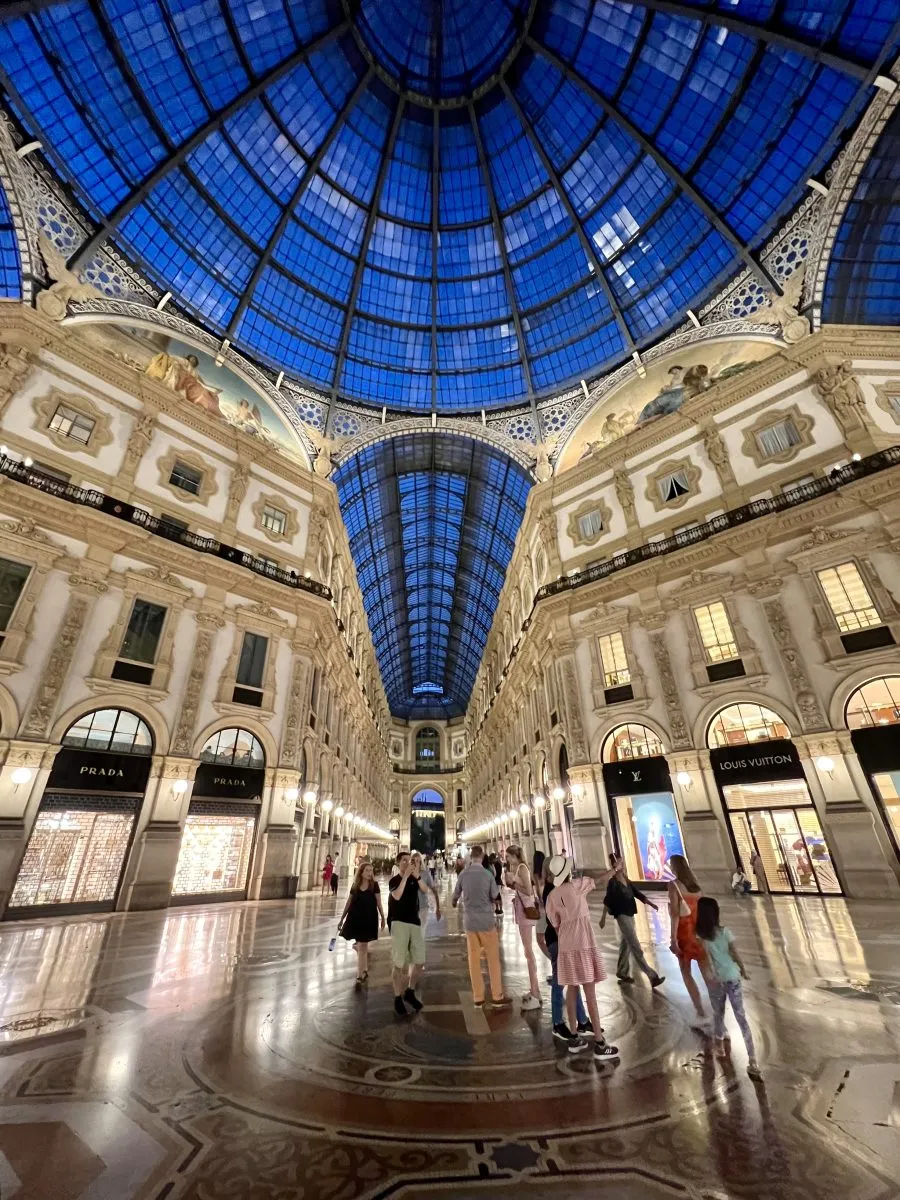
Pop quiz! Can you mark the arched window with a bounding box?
[200,727,265,768]
[63,708,153,755]
[707,703,790,748]
[415,727,440,767]
[845,677,900,729]
[602,724,665,763]
[558,742,569,785]
[411,788,444,809]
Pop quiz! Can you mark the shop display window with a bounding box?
[614,793,685,883]
[603,723,665,762]
[8,809,135,908]
[708,703,790,747]
[870,772,900,847]
[172,814,256,896]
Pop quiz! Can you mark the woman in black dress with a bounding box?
[338,862,385,987]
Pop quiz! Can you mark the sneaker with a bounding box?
[491,995,513,1007]
[650,974,665,988]
[567,1036,589,1055]
[393,996,409,1017]
[553,1022,575,1044]
[473,999,485,1008]
[594,1039,620,1061]
[616,975,634,985]
[747,1060,763,1081]
[521,994,542,1011]
[576,1019,594,1037]
[403,988,423,1012]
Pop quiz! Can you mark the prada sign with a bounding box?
[192,762,265,800]
[47,748,152,794]
[603,756,672,796]
[710,739,803,783]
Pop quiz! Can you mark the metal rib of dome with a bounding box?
[0,1,898,416]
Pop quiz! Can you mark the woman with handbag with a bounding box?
[504,845,542,1011]
[668,853,708,1025]
[338,861,385,989]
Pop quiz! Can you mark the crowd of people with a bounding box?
[329,844,760,1076]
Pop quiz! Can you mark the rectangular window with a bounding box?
[755,417,801,459]
[236,631,268,689]
[598,632,631,687]
[817,562,881,633]
[658,469,690,503]
[261,504,286,536]
[577,509,603,539]
[0,557,30,631]
[48,403,95,445]
[119,598,167,664]
[169,461,203,496]
[694,601,739,663]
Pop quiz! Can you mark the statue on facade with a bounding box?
[746,266,809,344]
[35,236,99,322]
[614,467,636,523]
[532,442,553,482]
[700,421,735,485]
[813,359,867,429]
[308,429,344,478]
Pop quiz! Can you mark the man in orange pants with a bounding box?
[452,844,512,1008]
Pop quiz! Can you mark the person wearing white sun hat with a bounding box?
[544,854,620,1063]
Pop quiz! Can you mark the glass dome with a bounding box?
[1,1,896,413]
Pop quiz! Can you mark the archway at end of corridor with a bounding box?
[410,788,445,854]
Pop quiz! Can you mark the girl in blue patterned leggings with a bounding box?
[695,897,761,1081]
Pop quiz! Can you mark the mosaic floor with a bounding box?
[0,878,898,1199]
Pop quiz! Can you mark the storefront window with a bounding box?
[9,808,136,908]
[172,813,256,895]
[870,771,900,848]
[845,676,900,729]
[707,703,790,747]
[613,793,685,883]
[602,724,665,762]
[728,797,841,895]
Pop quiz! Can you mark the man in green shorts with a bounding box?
[388,850,428,1016]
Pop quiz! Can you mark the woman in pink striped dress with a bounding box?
[545,854,619,1061]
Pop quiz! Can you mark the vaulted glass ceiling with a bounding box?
[333,435,531,719]
[1,1,897,413]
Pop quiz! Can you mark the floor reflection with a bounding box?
[0,883,896,1199]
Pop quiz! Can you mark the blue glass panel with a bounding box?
[293,174,367,256]
[584,158,673,261]
[437,226,501,278]
[606,196,712,303]
[272,219,355,302]
[268,46,358,157]
[524,283,620,355]
[0,183,21,298]
[512,233,592,310]
[617,14,700,137]
[105,0,209,143]
[439,113,490,225]
[230,0,304,73]
[513,55,601,169]
[563,122,638,218]
[529,319,622,389]
[504,188,571,263]
[238,306,336,383]
[436,275,512,325]
[476,97,548,211]
[187,133,280,244]
[252,266,343,346]
[358,268,432,323]
[367,219,432,275]
[625,231,734,341]
[435,364,527,409]
[320,89,395,206]
[382,109,432,224]
[143,172,257,285]
[348,318,431,370]
[340,358,432,409]
[835,0,900,59]
[825,102,900,325]
[225,100,307,203]
[164,0,249,111]
[437,323,519,369]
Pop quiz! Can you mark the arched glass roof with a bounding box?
[333,433,531,719]
[1,1,897,413]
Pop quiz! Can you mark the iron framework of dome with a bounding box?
[1,1,898,415]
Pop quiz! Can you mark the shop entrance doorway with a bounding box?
[724,782,841,895]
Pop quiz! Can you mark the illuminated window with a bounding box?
[261,504,286,536]
[602,723,664,762]
[707,703,790,747]
[755,417,801,459]
[658,469,690,504]
[845,676,900,729]
[415,726,441,765]
[48,402,95,445]
[0,557,30,631]
[119,599,166,664]
[169,460,203,496]
[817,562,881,633]
[694,602,739,663]
[598,632,630,687]
[172,813,256,895]
[9,808,135,908]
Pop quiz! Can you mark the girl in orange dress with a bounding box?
[668,853,708,1025]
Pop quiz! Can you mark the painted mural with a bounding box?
[74,322,307,462]
[557,336,779,473]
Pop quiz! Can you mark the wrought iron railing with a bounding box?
[0,453,333,600]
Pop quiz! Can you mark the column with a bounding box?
[0,740,58,915]
[671,749,733,894]
[568,764,609,876]
[248,768,299,901]
[118,756,198,911]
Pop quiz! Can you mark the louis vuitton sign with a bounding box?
[710,739,803,784]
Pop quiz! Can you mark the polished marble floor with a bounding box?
[0,876,898,1199]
